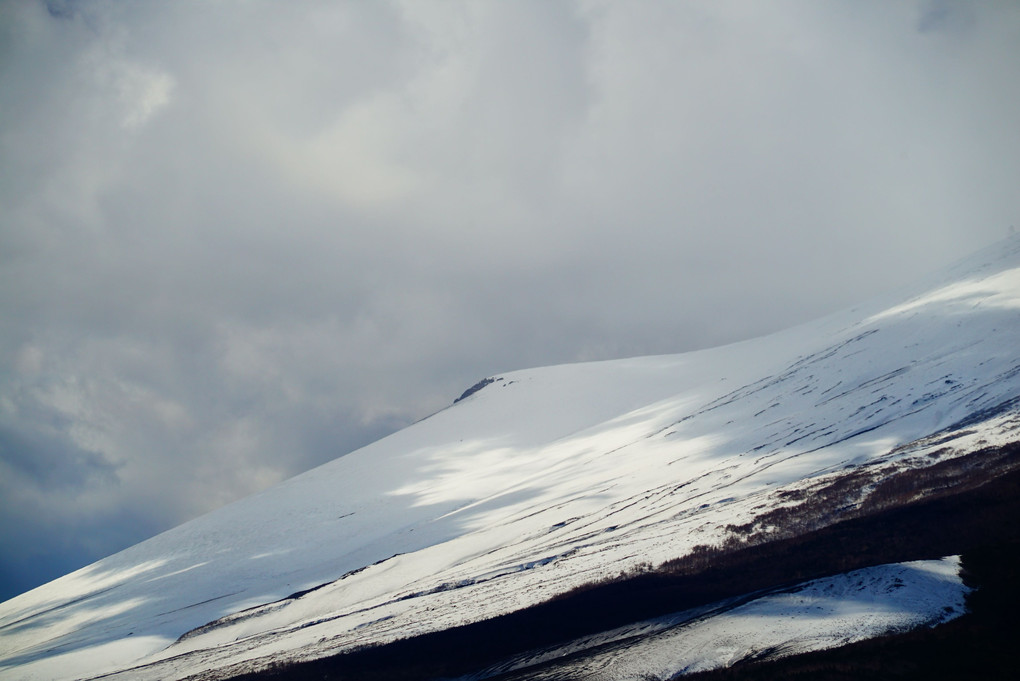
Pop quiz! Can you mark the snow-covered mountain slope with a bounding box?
[2,236,1020,681]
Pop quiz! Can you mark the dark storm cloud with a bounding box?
[917,0,976,34]
[0,421,115,490]
[2,0,1019,600]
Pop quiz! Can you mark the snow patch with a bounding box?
[472,557,969,681]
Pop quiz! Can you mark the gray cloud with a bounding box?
[917,0,977,34]
[1,0,1019,601]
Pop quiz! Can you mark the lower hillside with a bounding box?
[224,440,1020,681]
[682,541,1020,681]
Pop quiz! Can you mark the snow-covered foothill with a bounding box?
[465,556,970,681]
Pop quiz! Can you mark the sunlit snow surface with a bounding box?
[1,237,1019,680]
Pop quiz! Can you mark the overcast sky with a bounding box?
[1,0,1018,601]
